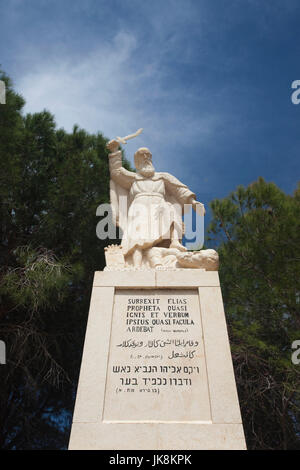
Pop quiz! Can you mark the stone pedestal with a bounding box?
[69,270,246,450]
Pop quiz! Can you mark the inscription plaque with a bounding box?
[103,289,211,422]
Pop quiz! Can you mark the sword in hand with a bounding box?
[106,128,143,153]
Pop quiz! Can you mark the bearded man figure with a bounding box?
[106,139,205,268]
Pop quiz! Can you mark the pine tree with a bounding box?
[208,178,300,449]
[0,70,129,449]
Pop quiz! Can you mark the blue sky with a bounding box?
[1,0,300,215]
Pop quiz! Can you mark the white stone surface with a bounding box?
[103,289,211,423]
[69,271,246,450]
[93,270,156,287]
[94,269,220,288]
[72,286,114,423]
[69,422,246,450]
[199,286,243,424]
[155,269,220,287]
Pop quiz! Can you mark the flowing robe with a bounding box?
[108,150,196,256]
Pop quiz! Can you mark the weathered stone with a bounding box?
[69,271,246,450]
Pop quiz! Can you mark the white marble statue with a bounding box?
[105,134,218,271]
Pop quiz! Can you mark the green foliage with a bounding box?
[1,246,72,311]
[1,68,299,450]
[0,69,130,449]
[208,177,300,449]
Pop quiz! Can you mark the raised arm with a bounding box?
[106,139,135,190]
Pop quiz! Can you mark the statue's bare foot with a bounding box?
[169,241,187,252]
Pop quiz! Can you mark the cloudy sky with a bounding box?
[1,0,300,214]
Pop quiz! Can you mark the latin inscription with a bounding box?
[103,289,211,422]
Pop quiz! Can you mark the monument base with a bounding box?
[69,270,246,450]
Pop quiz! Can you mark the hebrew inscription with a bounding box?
[103,289,211,422]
